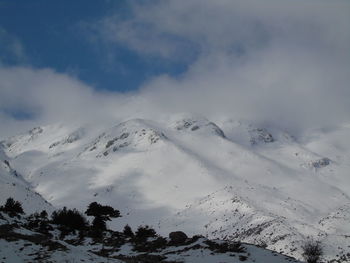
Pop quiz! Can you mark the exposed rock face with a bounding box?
[249,128,274,145]
[29,127,43,136]
[49,128,85,149]
[169,231,188,244]
[310,158,331,168]
[79,119,168,157]
[173,117,226,138]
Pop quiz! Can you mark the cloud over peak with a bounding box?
[1,0,349,137]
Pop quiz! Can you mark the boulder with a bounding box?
[169,231,188,244]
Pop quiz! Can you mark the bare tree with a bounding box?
[302,239,323,263]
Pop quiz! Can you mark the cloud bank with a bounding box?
[0,67,129,137]
[1,0,349,137]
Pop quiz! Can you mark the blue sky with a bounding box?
[0,0,186,92]
[0,0,349,137]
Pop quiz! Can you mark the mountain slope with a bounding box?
[0,210,301,263]
[1,115,349,261]
[0,145,53,214]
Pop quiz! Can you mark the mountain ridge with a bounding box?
[1,115,349,261]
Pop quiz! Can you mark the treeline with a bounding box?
[0,197,324,263]
[0,197,158,240]
[0,197,190,248]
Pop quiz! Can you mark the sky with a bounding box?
[0,0,186,91]
[0,0,349,138]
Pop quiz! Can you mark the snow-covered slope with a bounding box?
[0,144,53,214]
[1,115,349,261]
[0,210,300,263]
[161,184,350,261]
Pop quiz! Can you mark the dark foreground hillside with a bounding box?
[0,199,301,263]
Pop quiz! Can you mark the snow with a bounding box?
[0,211,302,263]
[1,115,349,261]
[0,146,53,214]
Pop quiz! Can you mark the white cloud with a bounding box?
[97,0,350,59]
[1,0,349,138]
[0,66,127,138]
[93,0,350,133]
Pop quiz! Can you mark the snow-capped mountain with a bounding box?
[1,115,349,261]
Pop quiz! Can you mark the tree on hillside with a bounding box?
[0,197,24,217]
[26,210,52,234]
[85,202,121,236]
[302,239,323,263]
[51,207,88,232]
[123,224,134,238]
[134,225,157,242]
